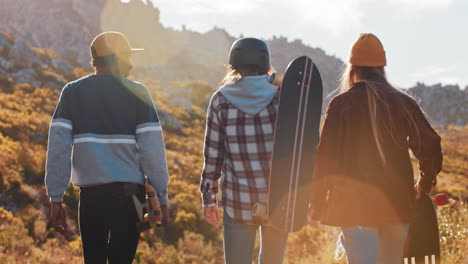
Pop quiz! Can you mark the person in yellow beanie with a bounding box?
[308,33,442,263]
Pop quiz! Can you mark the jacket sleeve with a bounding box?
[45,84,73,203]
[408,99,443,192]
[135,85,170,205]
[200,94,225,207]
[309,97,344,218]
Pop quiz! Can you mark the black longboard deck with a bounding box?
[403,194,440,264]
[267,56,323,232]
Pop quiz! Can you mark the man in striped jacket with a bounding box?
[45,32,169,264]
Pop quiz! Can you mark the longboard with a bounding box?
[403,194,441,264]
[254,56,323,232]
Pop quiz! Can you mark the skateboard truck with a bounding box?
[132,178,162,232]
[252,203,268,222]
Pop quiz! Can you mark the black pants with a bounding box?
[79,182,145,264]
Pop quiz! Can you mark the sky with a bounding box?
[144,0,467,89]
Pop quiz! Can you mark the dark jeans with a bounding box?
[223,211,289,264]
[79,182,145,264]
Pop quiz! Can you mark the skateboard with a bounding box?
[132,178,162,232]
[403,193,448,264]
[253,56,323,232]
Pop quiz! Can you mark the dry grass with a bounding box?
[439,199,467,264]
[0,63,465,263]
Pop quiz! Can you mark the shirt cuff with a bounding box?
[202,200,218,207]
[50,196,64,203]
[201,187,217,207]
[156,190,169,206]
[418,178,436,193]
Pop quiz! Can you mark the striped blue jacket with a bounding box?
[45,74,169,204]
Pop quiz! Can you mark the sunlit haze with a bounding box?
[134,0,467,88]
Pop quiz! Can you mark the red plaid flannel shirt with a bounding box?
[200,90,279,223]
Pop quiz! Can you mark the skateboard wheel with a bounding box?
[434,193,449,206]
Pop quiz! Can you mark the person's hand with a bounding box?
[307,206,320,228]
[415,182,434,200]
[50,202,67,234]
[158,205,170,226]
[273,73,284,87]
[204,205,221,228]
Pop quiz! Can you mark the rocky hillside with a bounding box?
[0,0,465,126]
[0,0,343,96]
[0,32,83,92]
[0,0,104,67]
[0,32,83,215]
[407,83,467,126]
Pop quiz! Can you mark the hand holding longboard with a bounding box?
[133,180,171,232]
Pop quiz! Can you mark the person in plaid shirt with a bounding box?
[200,38,288,264]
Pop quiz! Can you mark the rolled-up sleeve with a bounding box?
[200,94,225,207]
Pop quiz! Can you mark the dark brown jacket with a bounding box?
[310,82,442,227]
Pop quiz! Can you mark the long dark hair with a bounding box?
[220,64,274,86]
[339,65,420,164]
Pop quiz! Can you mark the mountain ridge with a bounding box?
[0,0,343,96]
[0,0,465,126]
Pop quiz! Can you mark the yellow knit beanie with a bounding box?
[349,33,386,67]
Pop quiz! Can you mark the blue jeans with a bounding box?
[338,224,410,264]
[223,212,289,264]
